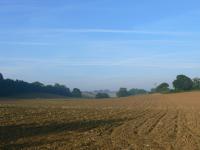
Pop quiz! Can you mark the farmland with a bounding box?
[1,92,200,149]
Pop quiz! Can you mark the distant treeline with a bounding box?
[1,72,199,99]
[0,73,82,97]
[96,88,147,99]
[115,74,200,98]
[115,88,147,98]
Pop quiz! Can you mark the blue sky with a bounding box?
[1,0,200,91]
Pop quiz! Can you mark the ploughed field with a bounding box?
[1,92,200,149]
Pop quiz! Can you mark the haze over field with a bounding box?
[1,0,200,90]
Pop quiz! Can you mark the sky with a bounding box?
[1,0,200,91]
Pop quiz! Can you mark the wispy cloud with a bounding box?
[0,41,53,46]
[1,56,200,69]
[0,39,192,47]
[50,29,192,36]
[2,28,196,36]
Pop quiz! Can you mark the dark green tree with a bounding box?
[32,82,44,87]
[0,73,3,80]
[54,83,71,96]
[128,88,147,96]
[117,88,129,97]
[173,75,193,91]
[95,93,110,99]
[150,88,156,93]
[193,78,200,89]
[156,82,169,93]
[72,88,82,97]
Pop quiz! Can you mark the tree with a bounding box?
[193,78,200,89]
[32,82,44,87]
[150,88,156,93]
[128,88,147,96]
[72,88,82,97]
[173,75,193,91]
[0,73,3,80]
[95,93,110,99]
[54,83,71,96]
[156,82,169,93]
[117,88,129,97]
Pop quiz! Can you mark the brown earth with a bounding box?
[1,92,200,149]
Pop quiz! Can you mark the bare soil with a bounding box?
[1,92,200,149]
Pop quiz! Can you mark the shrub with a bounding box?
[95,93,110,99]
[156,82,169,93]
